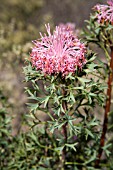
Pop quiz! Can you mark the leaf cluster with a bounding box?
[83,14,113,61]
[23,50,107,168]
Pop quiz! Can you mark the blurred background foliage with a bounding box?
[0,0,106,134]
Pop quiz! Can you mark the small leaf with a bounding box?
[77,77,91,86]
[84,151,96,165]
[87,55,96,63]
[43,96,50,108]
[85,129,94,140]
[27,103,39,111]
[65,143,78,152]
[69,91,75,102]
[54,146,64,154]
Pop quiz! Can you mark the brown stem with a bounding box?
[61,87,68,168]
[95,46,113,168]
[62,122,67,165]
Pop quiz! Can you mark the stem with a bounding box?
[95,46,113,168]
[61,86,68,169]
[62,122,67,166]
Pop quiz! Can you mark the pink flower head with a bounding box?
[93,0,113,25]
[30,24,86,77]
[107,0,113,6]
[58,22,76,33]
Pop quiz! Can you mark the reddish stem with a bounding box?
[95,47,113,167]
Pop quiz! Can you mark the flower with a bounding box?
[30,24,86,76]
[93,0,113,25]
[58,22,80,36]
[58,22,76,33]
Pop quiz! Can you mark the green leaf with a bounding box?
[72,87,83,90]
[54,146,64,154]
[77,77,91,86]
[85,129,94,140]
[43,96,50,108]
[69,91,75,102]
[102,143,112,157]
[87,63,98,70]
[65,72,75,80]
[106,25,113,30]
[60,104,65,113]
[89,93,97,97]
[27,103,39,111]
[65,143,78,152]
[87,55,96,63]
[88,95,92,104]
[88,118,99,127]
[84,151,96,165]
[53,107,61,116]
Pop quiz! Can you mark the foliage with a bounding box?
[82,0,113,168]
[0,90,12,168]
[23,45,107,169]
[83,14,113,61]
